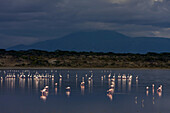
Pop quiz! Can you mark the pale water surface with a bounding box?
[0,69,169,113]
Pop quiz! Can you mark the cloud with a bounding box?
[0,34,39,48]
[0,0,170,48]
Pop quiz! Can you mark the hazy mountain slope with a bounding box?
[8,30,170,53]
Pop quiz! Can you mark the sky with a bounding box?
[0,0,170,48]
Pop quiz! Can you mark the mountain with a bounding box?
[8,30,170,53]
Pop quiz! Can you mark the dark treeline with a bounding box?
[0,49,170,68]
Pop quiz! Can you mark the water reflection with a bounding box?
[88,80,91,93]
[135,96,137,104]
[66,91,70,97]
[76,78,78,88]
[1,78,3,88]
[107,93,113,101]
[153,97,155,104]
[157,90,162,97]
[19,78,25,89]
[108,78,111,88]
[142,99,144,108]
[91,79,93,93]
[101,76,103,86]
[81,85,85,95]
[6,78,15,90]
[122,79,126,92]
[118,79,121,92]
[128,80,131,92]
[0,69,166,113]
[145,86,149,96]
[66,87,71,97]
[55,87,58,95]
[28,78,32,89]
[136,79,138,91]
[40,95,47,102]
[34,79,39,93]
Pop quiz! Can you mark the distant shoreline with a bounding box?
[0,67,170,70]
[1,50,170,69]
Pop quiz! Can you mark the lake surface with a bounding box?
[0,69,169,113]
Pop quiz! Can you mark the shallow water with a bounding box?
[0,69,169,113]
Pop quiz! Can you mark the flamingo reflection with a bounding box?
[135,96,137,104]
[142,99,144,108]
[55,88,57,95]
[40,95,47,101]
[81,85,85,95]
[153,97,155,104]
[66,87,71,97]
[107,93,113,101]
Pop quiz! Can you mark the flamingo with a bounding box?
[157,85,162,92]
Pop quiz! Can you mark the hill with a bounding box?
[8,30,170,53]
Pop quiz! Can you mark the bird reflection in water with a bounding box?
[28,78,32,89]
[142,99,144,108]
[39,79,45,90]
[122,79,126,92]
[59,78,62,88]
[1,77,3,88]
[108,78,111,88]
[82,77,84,82]
[107,93,113,101]
[51,78,54,89]
[55,88,58,95]
[59,78,62,94]
[19,78,25,89]
[91,79,93,93]
[153,97,155,104]
[66,87,71,97]
[135,96,137,104]
[76,77,78,88]
[88,77,92,93]
[157,91,162,97]
[146,90,149,96]
[101,76,103,86]
[11,78,15,89]
[67,74,69,79]
[81,85,85,95]
[128,80,132,92]
[136,76,138,90]
[55,82,58,95]
[34,79,39,93]
[40,95,47,102]
[118,78,121,92]
[6,77,14,90]
[81,81,85,95]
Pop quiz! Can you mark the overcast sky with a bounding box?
[0,0,170,48]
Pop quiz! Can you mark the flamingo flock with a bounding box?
[0,69,164,103]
